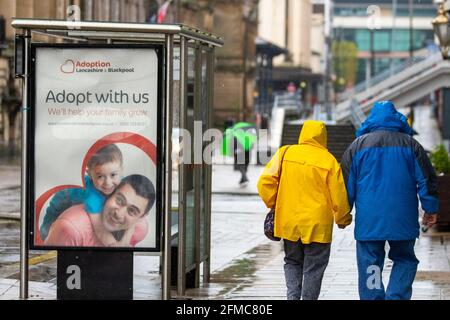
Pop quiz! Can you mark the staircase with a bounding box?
[281,123,355,162]
[338,55,427,103]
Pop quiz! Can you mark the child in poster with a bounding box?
[40,144,123,240]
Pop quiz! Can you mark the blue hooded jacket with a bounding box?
[356,101,414,137]
[341,101,439,241]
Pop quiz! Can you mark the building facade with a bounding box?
[0,0,261,132]
[258,0,324,110]
[333,0,437,86]
[0,0,158,152]
[211,0,258,124]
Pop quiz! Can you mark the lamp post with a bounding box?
[370,27,375,78]
[432,1,450,59]
[367,5,380,82]
[242,0,257,122]
[324,0,333,121]
[390,0,397,76]
[409,0,414,60]
[432,0,450,151]
[242,1,253,122]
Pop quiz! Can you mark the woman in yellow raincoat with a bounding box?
[257,120,352,300]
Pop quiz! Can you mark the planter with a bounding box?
[436,175,450,231]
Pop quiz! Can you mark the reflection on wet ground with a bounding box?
[0,187,20,216]
[210,242,283,299]
[0,220,56,283]
[0,164,20,220]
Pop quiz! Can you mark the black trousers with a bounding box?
[233,139,250,174]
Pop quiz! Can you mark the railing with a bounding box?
[272,91,313,119]
[339,53,440,102]
[336,52,444,123]
[273,91,302,108]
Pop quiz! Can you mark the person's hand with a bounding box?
[422,213,438,229]
[336,213,352,229]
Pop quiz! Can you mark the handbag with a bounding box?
[264,146,291,241]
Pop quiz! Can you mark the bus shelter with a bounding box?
[12,19,223,300]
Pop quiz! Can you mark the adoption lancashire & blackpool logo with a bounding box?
[60,59,135,74]
[60,59,75,74]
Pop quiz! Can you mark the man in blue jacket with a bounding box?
[341,101,439,300]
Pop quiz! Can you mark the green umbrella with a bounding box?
[221,122,257,157]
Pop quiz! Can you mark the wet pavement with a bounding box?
[0,193,269,300]
[1,164,450,300]
[0,187,20,220]
[0,164,20,220]
[209,223,450,300]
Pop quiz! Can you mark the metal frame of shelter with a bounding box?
[12,18,223,300]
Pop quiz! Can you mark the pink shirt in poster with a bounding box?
[44,204,148,247]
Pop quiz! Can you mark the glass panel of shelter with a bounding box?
[185,44,196,272]
[171,43,181,246]
[167,39,208,290]
[200,48,209,262]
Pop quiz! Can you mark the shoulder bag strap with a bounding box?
[275,145,291,199]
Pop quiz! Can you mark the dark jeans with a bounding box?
[233,140,250,181]
[356,240,419,300]
[233,147,250,170]
[283,239,331,300]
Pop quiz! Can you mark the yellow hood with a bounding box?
[257,120,351,244]
[298,120,327,149]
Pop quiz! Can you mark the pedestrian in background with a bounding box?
[257,120,352,300]
[341,100,439,300]
[233,136,251,185]
[222,121,257,186]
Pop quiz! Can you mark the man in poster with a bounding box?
[44,174,155,247]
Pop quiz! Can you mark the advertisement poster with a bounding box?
[32,45,161,251]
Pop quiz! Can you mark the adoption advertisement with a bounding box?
[33,46,160,250]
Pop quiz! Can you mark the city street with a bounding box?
[1,0,450,304]
[1,171,450,300]
[1,106,450,300]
